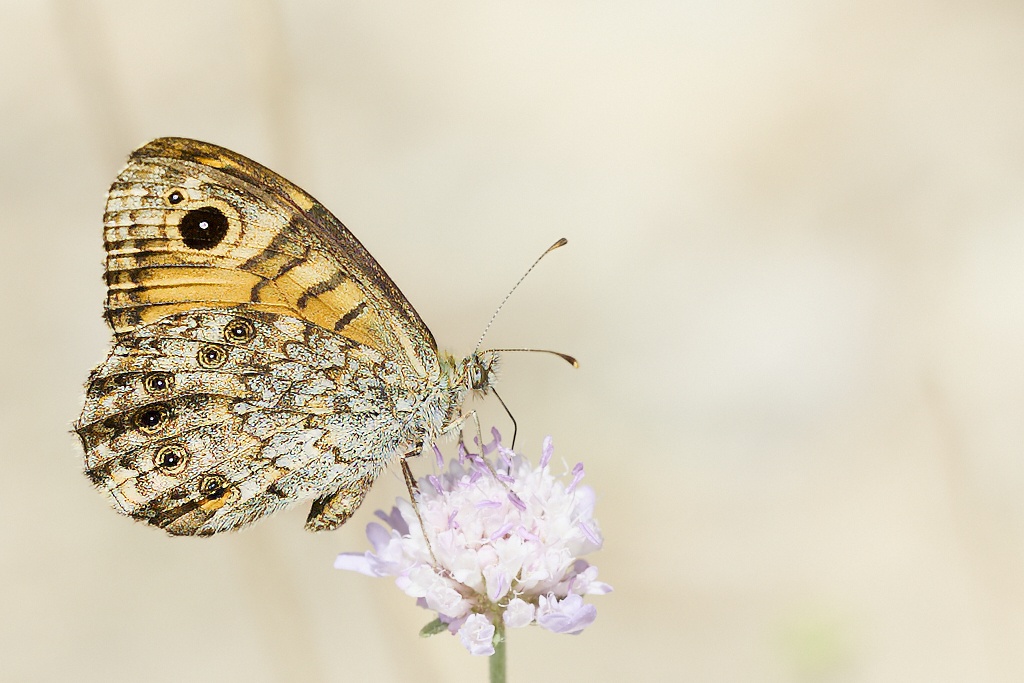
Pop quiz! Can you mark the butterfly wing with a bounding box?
[75,309,417,535]
[103,137,437,379]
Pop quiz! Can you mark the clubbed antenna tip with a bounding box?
[474,238,570,352]
[486,348,578,368]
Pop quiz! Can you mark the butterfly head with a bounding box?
[455,350,501,397]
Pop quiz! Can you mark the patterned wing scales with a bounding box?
[103,137,437,379]
[75,309,420,535]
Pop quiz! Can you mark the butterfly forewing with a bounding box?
[103,137,436,378]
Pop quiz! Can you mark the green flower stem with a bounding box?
[489,621,506,683]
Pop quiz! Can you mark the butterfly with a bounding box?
[75,137,515,536]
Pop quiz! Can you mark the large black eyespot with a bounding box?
[199,474,229,499]
[197,344,228,368]
[142,372,173,394]
[179,206,228,250]
[166,189,187,205]
[154,444,188,475]
[134,403,171,434]
[224,318,255,343]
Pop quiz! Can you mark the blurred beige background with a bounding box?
[2,1,1024,681]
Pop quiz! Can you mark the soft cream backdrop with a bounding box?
[3,2,1024,681]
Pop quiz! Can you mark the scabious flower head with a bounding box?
[335,430,611,655]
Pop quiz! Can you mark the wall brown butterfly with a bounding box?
[76,138,512,536]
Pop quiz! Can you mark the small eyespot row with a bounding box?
[199,474,229,499]
[154,444,188,475]
[224,318,256,343]
[197,344,228,369]
[134,403,171,434]
[142,372,173,394]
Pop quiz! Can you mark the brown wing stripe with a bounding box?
[333,301,367,332]
[145,497,202,528]
[297,269,350,309]
[238,224,300,271]
[249,252,307,303]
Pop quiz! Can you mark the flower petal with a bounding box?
[458,614,496,656]
[503,598,536,628]
[333,552,375,577]
[536,593,597,634]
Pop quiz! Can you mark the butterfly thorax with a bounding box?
[424,350,501,432]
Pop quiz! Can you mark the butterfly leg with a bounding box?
[442,410,484,458]
[490,388,518,450]
[453,391,518,452]
[399,442,444,567]
[439,411,511,492]
[400,449,420,495]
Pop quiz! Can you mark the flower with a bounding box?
[458,613,496,656]
[334,430,611,655]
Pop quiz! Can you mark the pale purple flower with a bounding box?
[502,597,536,628]
[335,431,611,655]
[459,613,496,656]
[536,593,597,634]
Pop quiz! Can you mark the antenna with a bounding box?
[474,238,568,352]
[485,348,578,368]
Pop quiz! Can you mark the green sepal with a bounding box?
[419,618,448,637]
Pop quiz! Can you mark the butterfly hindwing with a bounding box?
[75,309,413,535]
